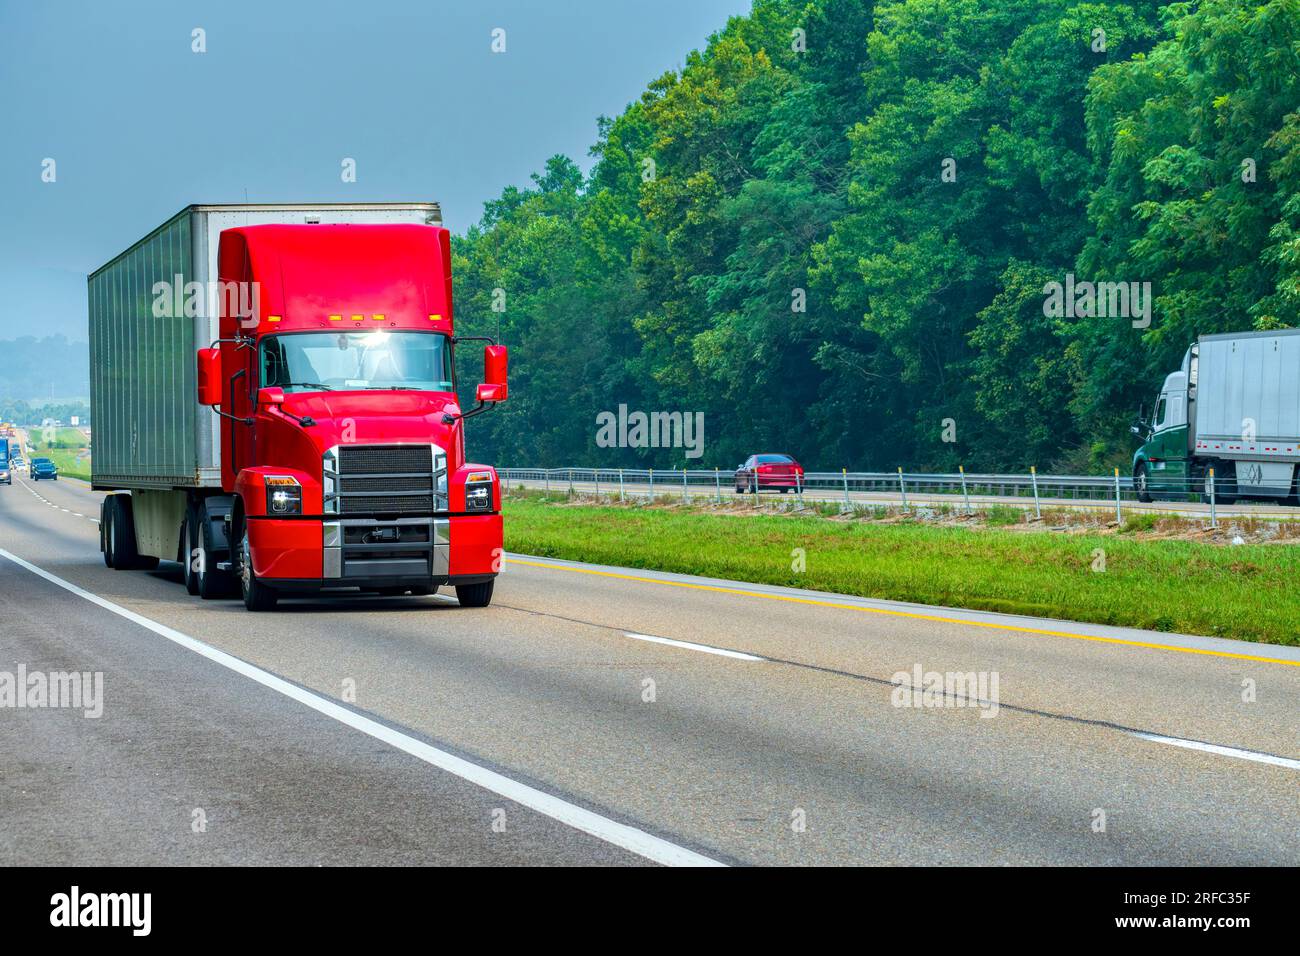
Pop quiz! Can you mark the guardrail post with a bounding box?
[595,469,600,498]
[619,468,625,502]
[715,467,721,504]
[1209,467,1217,529]
[959,465,970,513]
[682,468,688,503]
[568,469,574,495]
[648,467,654,502]
[898,467,909,511]
[545,470,550,496]
[842,467,850,510]
[1113,467,1122,524]
[1030,465,1041,519]
[796,468,803,503]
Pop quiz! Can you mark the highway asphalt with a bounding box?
[0,474,1297,865]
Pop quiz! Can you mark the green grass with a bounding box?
[503,496,1300,645]
[22,429,91,481]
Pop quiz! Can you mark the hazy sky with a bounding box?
[0,0,750,340]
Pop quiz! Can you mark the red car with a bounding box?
[735,454,805,493]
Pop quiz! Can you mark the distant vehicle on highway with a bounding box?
[30,457,58,481]
[735,453,804,493]
[13,457,26,472]
[0,436,10,485]
[1133,329,1300,504]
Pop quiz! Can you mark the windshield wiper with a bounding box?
[282,382,334,391]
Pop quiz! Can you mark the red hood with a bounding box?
[267,389,463,471]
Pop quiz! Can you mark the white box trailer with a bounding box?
[1135,328,1300,500]
[88,203,442,492]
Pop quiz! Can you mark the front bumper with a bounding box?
[247,513,502,589]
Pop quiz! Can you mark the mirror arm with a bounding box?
[441,400,498,425]
[210,406,254,426]
[271,406,316,427]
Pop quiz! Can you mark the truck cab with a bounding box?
[191,223,508,610]
[93,210,510,613]
[1132,368,1190,501]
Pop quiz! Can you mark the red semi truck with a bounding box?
[89,203,507,610]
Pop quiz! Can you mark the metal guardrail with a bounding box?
[498,466,1291,526]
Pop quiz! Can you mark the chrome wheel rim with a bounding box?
[240,532,252,593]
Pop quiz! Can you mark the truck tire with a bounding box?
[181,505,200,596]
[105,495,147,570]
[196,499,234,599]
[101,497,114,567]
[455,579,494,608]
[238,526,278,611]
[1134,465,1152,503]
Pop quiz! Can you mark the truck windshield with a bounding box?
[260,331,453,393]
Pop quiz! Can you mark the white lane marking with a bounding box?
[0,547,724,867]
[17,477,99,523]
[625,631,766,662]
[1131,731,1300,770]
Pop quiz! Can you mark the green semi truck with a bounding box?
[1132,329,1300,503]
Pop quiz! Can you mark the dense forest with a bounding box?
[452,0,1300,474]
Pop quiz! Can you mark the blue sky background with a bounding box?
[0,0,751,340]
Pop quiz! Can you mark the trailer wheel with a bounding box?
[105,494,155,570]
[181,504,200,596]
[1134,465,1152,503]
[238,526,278,611]
[101,497,114,567]
[455,579,494,608]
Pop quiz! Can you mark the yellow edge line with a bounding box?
[509,559,1300,668]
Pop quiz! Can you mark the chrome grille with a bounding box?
[324,443,447,516]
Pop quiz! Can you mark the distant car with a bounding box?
[0,463,9,485]
[735,453,805,493]
[30,458,58,481]
[12,457,25,471]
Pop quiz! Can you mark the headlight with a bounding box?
[266,476,303,515]
[465,471,493,511]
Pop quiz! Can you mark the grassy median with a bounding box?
[503,494,1300,646]
[22,427,91,481]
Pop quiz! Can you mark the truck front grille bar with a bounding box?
[323,443,448,516]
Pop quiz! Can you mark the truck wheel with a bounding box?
[1134,465,1152,503]
[238,527,278,611]
[106,495,142,569]
[101,497,114,567]
[455,579,494,608]
[196,500,233,599]
[181,506,200,596]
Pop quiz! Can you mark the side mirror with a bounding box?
[258,387,285,407]
[1130,425,1142,437]
[480,344,508,402]
[196,348,222,406]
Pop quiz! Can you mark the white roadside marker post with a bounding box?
[1030,465,1041,519]
[1209,467,1218,530]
